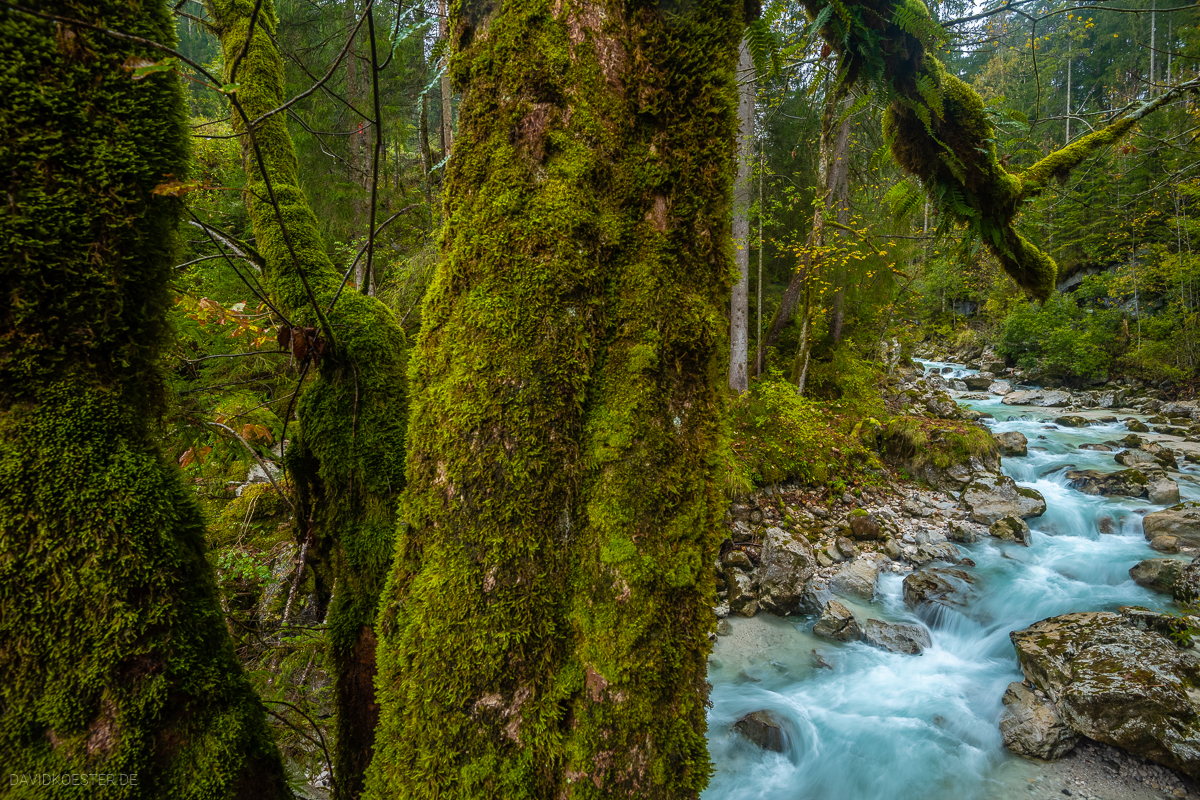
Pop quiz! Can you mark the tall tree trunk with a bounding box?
[208,2,409,797]
[729,39,754,392]
[825,93,852,346]
[365,1,743,797]
[437,0,453,156]
[0,2,290,797]
[346,0,369,288]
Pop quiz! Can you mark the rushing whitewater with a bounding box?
[704,362,1199,800]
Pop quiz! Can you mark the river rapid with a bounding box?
[704,361,1200,800]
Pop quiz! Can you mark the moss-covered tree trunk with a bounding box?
[365,1,741,798]
[207,2,409,797]
[0,3,291,797]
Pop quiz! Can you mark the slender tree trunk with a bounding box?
[825,92,853,346]
[365,1,743,797]
[757,146,765,377]
[0,2,290,796]
[438,0,453,156]
[208,2,409,798]
[729,39,754,392]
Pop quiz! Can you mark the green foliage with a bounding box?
[883,415,998,473]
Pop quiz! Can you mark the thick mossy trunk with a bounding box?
[0,3,290,797]
[365,2,741,798]
[208,2,409,797]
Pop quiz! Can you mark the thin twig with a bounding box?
[362,3,384,296]
[208,421,295,510]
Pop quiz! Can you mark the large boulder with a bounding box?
[911,541,963,565]
[726,571,758,618]
[999,681,1079,760]
[756,526,817,614]
[1054,415,1090,428]
[1002,390,1044,406]
[962,473,1047,524]
[1035,390,1072,407]
[733,711,788,752]
[1066,469,1149,499]
[812,600,862,642]
[1009,609,1200,778]
[799,576,834,616]
[990,515,1030,545]
[863,618,932,655]
[1144,503,1200,548]
[963,372,996,390]
[1115,448,1175,470]
[988,380,1014,396]
[902,567,978,611]
[1149,478,1181,507]
[830,558,879,601]
[848,512,882,541]
[993,431,1028,457]
[1173,558,1200,603]
[1129,558,1187,594]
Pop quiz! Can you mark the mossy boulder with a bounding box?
[1054,415,1090,428]
[1128,558,1187,594]
[990,515,1030,546]
[1145,503,1200,548]
[1066,469,1149,499]
[962,474,1046,524]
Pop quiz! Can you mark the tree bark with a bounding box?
[729,38,754,392]
[438,0,453,156]
[825,92,852,346]
[208,2,409,797]
[365,1,743,797]
[0,2,290,796]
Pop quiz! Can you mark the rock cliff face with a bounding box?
[1005,608,1200,778]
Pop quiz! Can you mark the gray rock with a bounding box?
[849,512,882,541]
[947,519,981,543]
[1066,469,1149,499]
[799,576,834,616]
[813,600,862,642]
[727,571,758,618]
[1010,610,1200,778]
[836,536,858,559]
[1150,478,1182,506]
[1002,390,1044,406]
[733,710,788,752]
[902,567,978,611]
[1144,503,1200,548]
[1174,558,1200,603]
[863,618,931,655]
[716,618,732,636]
[993,430,1028,457]
[1035,390,1072,407]
[988,380,1014,396]
[830,558,879,601]
[911,541,963,565]
[1151,535,1181,553]
[962,473,1047,524]
[990,515,1030,545]
[1078,443,1114,452]
[901,497,925,517]
[722,549,753,571]
[1129,558,1187,594]
[950,379,968,391]
[1127,419,1151,433]
[1115,448,1169,469]
[756,527,817,615]
[883,538,903,560]
[999,681,1079,760]
[963,372,996,391]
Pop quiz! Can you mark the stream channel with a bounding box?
[703,360,1200,800]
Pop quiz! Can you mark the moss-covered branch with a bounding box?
[365,1,742,797]
[0,2,290,796]
[207,2,409,796]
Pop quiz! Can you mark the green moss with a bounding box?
[206,0,410,795]
[365,1,743,798]
[884,416,998,474]
[0,2,289,795]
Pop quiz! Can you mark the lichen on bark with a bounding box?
[365,1,742,798]
[0,2,290,797]
[206,1,409,796]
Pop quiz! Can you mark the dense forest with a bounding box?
[3,0,1200,798]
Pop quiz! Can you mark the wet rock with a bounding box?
[727,571,758,617]
[902,567,978,611]
[1096,514,1117,534]
[948,519,981,543]
[1010,610,1200,778]
[990,515,1030,545]
[1129,558,1187,594]
[1115,448,1165,469]
[963,372,996,391]
[1002,390,1044,406]
[1078,443,1114,452]
[883,538,903,559]
[1126,419,1151,432]
[799,576,834,616]
[1054,415,1090,428]
[716,618,732,636]
[1149,478,1181,507]
[757,526,818,615]
[1173,558,1200,603]
[813,600,863,642]
[911,541,963,565]
[863,618,932,655]
[1150,535,1181,553]
[993,431,1029,457]
[999,681,1079,760]
[962,473,1047,524]
[1066,468,1149,499]
[988,380,1014,396]
[849,512,882,541]
[830,558,879,601]
[1036,390,1072,407]
[733,710,788,752]
[1143,503,1200,548]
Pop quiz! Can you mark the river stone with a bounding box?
[863,618,932,655]
[1150,479,1182,506]
[830,558,878,601]
[1010,610,1200,778]
[733,710,788,753]
[1054,415,1090,428]
[883,538,903,559]
[727,571,758,618]
[948,519,981,543]
[999,681,1079,760]
[757,526,817,615]
[716,618,732,636]
[963,372,995,390]
[988,380,1014,396]
[962,473,1047,524]
[836,536,859,559]
[902,567,978,611]
[1143,503,1200,548]
[1035,390,1072,407]
[1151,535,1181,553]
[1002,390,1044,406]
[812,600,862,642]
[990,515,1030,545]
[1174,557,1200,603]
[1127,419,1151,432]
[993,431,1028,457]
[1115,448,1163,469]
[1078,443,1113,452]
[849,512,882,541]
[911,541,962,565]
[799,576,834,616]
[1066,469,1149,499]
[722,549,753,571]
[1129,558,1187,594]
